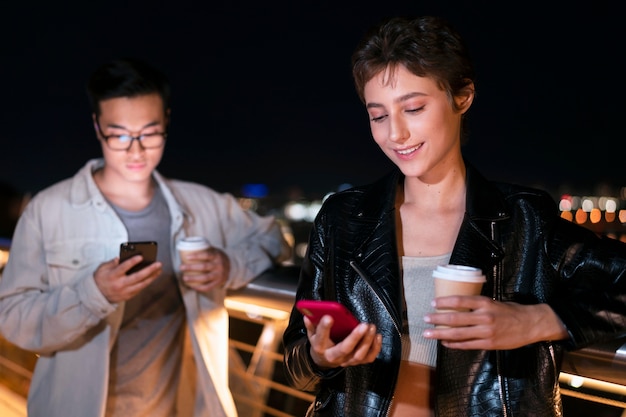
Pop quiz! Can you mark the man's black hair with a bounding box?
[86,58,170,115]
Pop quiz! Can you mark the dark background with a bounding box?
[1,1,624,200]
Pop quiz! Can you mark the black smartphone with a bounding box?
[119,241,158,275]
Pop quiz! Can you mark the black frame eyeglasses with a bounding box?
[95,121,168,151]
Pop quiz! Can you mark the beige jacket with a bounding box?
[0,159,288,417]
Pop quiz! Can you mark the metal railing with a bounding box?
[225,265,626,415]
[2,265,626,417]
[225,265,314,417]
[0,266,315,417]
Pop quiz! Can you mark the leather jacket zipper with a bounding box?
[349,259,401,416]
[491,220,509,417]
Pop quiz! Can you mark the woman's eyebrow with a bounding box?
[366,92,427,109]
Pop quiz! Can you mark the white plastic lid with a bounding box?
[432,264,486,282]
[176,236,210,251]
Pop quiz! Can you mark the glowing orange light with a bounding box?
[605,211,616,223]
[575,209,588,224]
[590,208,602,224]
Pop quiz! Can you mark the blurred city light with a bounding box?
[0,249,8,271]
[284,200,323,222]
[242,183,269,199]
[590,208,601,224]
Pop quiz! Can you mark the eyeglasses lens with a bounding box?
[107,133,166,150]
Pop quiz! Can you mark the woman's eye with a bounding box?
[370,115,387,123]
[406,106,425,114]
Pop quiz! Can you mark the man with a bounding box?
[0,58,290,417]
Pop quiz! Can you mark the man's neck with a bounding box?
[93,168,156,211]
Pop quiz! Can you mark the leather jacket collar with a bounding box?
[356,161,508,222]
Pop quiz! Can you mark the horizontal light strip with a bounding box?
[560,371,626,409]
[225,298,291,321]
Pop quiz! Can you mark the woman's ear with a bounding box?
[455,81,475,114]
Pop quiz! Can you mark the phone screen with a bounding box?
[119,241,158,275]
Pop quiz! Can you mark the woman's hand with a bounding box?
[422,295,569,350]
[305,314,382,369]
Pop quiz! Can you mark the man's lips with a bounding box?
[126,161,147,169]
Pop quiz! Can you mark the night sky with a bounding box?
[1,1,625,200]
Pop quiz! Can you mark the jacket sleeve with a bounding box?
[200,190,291,290]
[546,217,626,350]
[282,247,323,391]
[282,206,345,391]
[0,197,116,354]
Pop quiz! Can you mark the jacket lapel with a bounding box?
[345,164,509,325]
[347,170,404,327]
[450,163,508,287]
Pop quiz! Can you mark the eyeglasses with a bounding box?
[96,121,167,151]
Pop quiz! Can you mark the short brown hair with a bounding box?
[351,16,475,106]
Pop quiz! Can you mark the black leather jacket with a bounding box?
[283,164,626,417]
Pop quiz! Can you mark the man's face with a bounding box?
[94,93,168,185]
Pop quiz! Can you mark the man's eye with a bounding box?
[115,135,133,143]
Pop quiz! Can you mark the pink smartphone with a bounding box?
[296,300,359,342]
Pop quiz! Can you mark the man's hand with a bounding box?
[94,256,162,303]
[179,247,230,293]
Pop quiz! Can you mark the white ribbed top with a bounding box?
[400,253,450,368]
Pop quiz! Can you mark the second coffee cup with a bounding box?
[432,264,486,314]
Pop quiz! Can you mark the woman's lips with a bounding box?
[395,143,423,156]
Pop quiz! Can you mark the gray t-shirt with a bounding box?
[106,186,185,417]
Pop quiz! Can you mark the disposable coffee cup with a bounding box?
[433,264,486,317]
[176,236,210,274]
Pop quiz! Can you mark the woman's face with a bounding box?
[363,65,472,182]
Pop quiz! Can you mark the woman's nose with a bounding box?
[388,115,409,143]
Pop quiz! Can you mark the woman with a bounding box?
[282,16,626,417]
